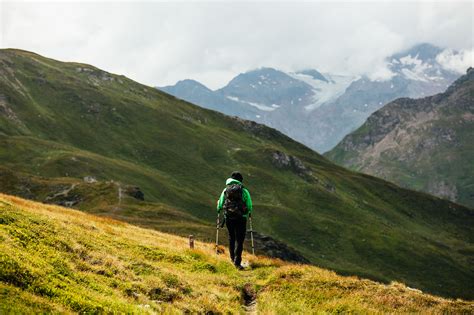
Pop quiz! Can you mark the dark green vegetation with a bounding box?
[326,68,474,208]
[0,49,473,299]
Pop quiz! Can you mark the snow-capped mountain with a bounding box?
[304,43,460,152]
[218,67,314,110]
[158,43,464,152]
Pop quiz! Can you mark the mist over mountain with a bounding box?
[159,43,462,152]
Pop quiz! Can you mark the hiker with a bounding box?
[217,171,253,270]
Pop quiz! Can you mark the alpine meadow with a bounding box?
[0,48,473,314]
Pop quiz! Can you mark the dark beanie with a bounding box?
[231,171,243,182]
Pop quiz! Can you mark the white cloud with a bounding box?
[1,1,472,89]
[436,49,474,74]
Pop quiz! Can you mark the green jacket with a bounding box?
[217,178,253,218]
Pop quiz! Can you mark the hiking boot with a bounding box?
[235,264,245,270]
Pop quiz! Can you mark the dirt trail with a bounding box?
[241,282,258,314]
[45,184,77,200]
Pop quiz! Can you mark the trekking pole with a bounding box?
[215,214,220,255]
[249,215,255,255]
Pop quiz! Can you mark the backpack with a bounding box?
[223,184,245,219]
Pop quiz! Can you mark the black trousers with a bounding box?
[226,217,247,266]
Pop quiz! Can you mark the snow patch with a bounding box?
[398,54,443,82]
[226,96,276,111]
[290,72,357,111]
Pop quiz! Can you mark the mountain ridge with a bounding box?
[326,68,474,208]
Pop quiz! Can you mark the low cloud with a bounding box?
[436,49,474,74]
[1,1,472,89]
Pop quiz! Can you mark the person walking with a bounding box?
[216,171,253,270]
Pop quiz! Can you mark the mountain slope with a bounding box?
[0,49,473,299]
[160,79,259,118]
[1,194,473,313]
[326,68,474,208]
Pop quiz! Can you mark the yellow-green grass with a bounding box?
[1,193,472,313]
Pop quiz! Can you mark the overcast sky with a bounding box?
[1,1,472,89]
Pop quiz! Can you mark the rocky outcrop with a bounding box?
[427,181,458,202]
[0,94,23,125]
[251,231,310,264]
[45,184,82,207]
[125,186,145,201]
[234,117,284,140]
[83,176,98,184]
[271,150,312,177]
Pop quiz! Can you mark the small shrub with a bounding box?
[148,287,177,302]
[62,294,105,313]
[162,273,180,288]
[181,286,192,295]
[130,262,156,276]
[52,259,72,277]
[192,262,217,273]
[32,282,60,298]
[279,269,304,280]
[74,261,92,272]
[110,279,119,288]
[186,250,205,261]
[329,303,351,314]
[0,254,36,288]
[0,213,16,225]
[96,269,114,277]
[166,254,187,263]
[139,246,166,261]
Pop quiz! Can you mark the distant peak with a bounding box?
[173,79,210,90]
[391,43,444,61]
[245,67,283,75]
[226,67,295,85]
[177,79,204,85]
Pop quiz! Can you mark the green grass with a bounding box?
[1,194,473,313]
[0,49,473,299]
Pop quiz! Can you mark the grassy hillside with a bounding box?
[0,49,473,299]
[1,194,473,313]
[326,69,474,208]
